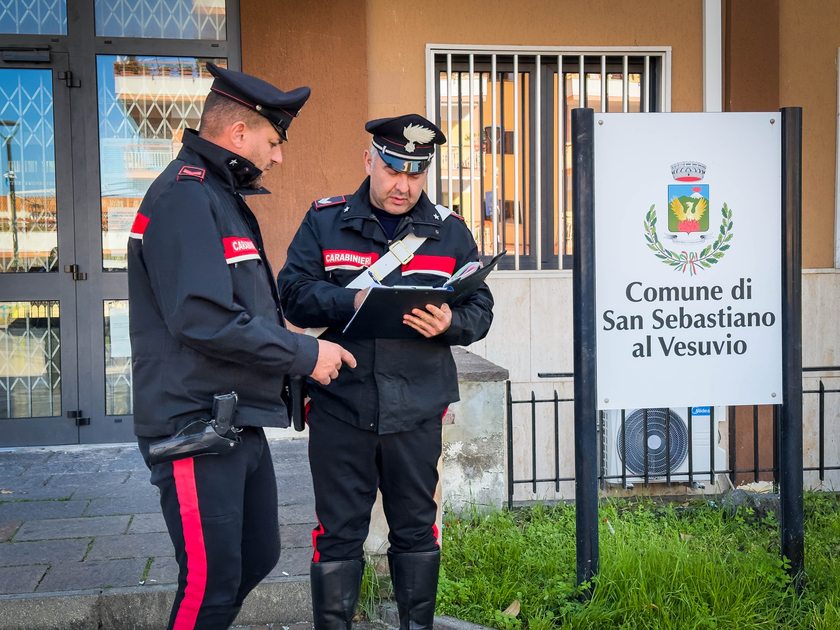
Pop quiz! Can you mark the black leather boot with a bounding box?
[310,559,365,630]
[389,551,441,630]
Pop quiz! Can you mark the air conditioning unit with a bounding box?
[604,406,727,485]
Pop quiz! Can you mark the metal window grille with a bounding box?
[426,46,671,270]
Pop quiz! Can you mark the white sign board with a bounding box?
[594,113,782,410]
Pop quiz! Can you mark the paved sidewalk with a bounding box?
[0,437,318,628]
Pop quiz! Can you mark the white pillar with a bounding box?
[703,0,723,113]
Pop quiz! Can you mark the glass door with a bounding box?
[0,53,81,446]
[76,54,226,443]
[72,0,237,444]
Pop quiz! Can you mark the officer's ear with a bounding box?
[227,121,249,150]
[364,149,373,176]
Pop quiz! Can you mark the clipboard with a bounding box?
[341,251,505,340]
[342,285,452,339]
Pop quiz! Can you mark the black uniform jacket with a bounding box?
[277,178,494,434]
[128,129,319,438]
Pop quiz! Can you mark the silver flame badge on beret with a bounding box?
[403,124,436,153]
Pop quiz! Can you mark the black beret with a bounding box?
[206,62,310,142]
[366,114,446,173]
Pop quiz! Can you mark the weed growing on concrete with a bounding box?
[359,554,393,621]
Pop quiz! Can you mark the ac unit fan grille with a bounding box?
[616,408,689,476]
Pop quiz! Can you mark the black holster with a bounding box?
[148,392,240,466]
[290,375,307,432]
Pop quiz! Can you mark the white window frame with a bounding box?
[425,44,672,272]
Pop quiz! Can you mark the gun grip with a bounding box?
[212,392,237,435]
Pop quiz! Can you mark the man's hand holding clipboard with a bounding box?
[343,251,505,339]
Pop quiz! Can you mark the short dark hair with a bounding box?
[199,91,270,139]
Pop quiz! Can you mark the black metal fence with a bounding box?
[505,367,840,509]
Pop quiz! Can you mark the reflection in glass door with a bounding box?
[97,55,225,270]
[1,68,58,273]
[1,301,61,418]
[0,0,67,35]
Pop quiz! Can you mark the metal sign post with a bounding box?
[780,106,804,589]
[571,107,599,593]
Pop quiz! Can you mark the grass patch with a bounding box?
[140,557,153,583]
[82,539,94,561]
[438,494,840,629]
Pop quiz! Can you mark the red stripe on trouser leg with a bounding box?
[172,458,208,630]
[432,489,440,547]
[312,518,325,562]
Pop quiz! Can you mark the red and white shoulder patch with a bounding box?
[129,212,150,240]
[323,250,379,271]
[223,237,261,264]
[177,165,206,182]
[313,196,346,210]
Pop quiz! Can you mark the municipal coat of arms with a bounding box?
[643,161,734,275]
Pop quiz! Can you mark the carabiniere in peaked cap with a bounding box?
[366,114,446,173]
[206,62,311,142]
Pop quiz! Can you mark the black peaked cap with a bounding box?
[206,62,310,141]
[366,114,446,172]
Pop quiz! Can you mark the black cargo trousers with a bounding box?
[137,426,279,630]
[307,409,442,562]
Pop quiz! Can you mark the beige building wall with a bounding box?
[366,0,704,118]
[724,0,779,114]
[779,0,840,269]
[241,0,371,272]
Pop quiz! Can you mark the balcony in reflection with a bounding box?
[98,56,224,270]
[1,69,58,273]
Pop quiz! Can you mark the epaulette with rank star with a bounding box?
[176,165,206,182]
[313,196,347,210]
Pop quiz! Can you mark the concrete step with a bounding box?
[0,581,492,630]
[0,575,311,630]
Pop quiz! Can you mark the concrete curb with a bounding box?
[0,589,100,630]
[378,603,493,630]
[0,576,312,630]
